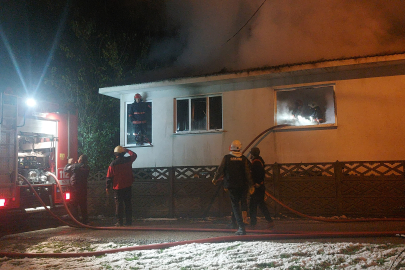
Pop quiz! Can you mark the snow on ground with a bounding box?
[1,240,405,269]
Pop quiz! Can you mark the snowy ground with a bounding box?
[2,216,405,269]
[1,239,405,269]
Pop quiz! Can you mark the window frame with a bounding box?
[274,84,337,129]
[174,95,223,134]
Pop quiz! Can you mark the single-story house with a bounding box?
[99,53,405,168]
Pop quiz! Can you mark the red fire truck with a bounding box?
[0,92,77,214]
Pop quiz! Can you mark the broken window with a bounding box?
[276,85,336,126]
[175,95,222,133]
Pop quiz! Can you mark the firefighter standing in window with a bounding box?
[64,155,90,224]
[106,146,137,226]
[291,99,304,119]
[212,140,254,235]
[248,147,274,229]
[129,93,149,145]
[308,102,325,124]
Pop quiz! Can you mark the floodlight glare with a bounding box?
[26,98,36,107]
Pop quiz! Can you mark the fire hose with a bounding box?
[2,125,405,258]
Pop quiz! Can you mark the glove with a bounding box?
[249,186,255,195]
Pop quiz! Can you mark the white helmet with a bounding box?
[230,140,242,151]
[114,146,125,154]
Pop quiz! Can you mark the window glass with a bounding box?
[276,85,336,126]
[176,99,189,132]
[209,96,222,130]
[175,95,222,133]
[191,98,207,131]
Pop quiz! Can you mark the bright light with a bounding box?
[0,199,5,207]
[65,192,70,200]
[26,98,36,107]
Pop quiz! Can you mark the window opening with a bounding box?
[126,100,152,146]
[175,95,222,133]
[276,85,336,126]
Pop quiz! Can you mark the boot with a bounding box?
[235,226,246,235]
[242,211,248,225]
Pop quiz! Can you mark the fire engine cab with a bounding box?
[0,92,77,213]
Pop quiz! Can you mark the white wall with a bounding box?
[118,69,405,168]
[272,75,405,163]
[120,85,276,168]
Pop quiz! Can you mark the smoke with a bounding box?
[276,85,335,126]
[147,0,405,80]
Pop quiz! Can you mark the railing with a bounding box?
[86,161,405,218]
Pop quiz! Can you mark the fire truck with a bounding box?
[0,92,77,214]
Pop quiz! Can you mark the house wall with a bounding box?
[120,72,405,168]
[273,75,405,163]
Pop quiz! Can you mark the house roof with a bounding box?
[99,53,405,99]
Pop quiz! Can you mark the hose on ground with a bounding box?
[2,124,405,259]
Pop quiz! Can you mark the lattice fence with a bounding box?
[87,161,405,218]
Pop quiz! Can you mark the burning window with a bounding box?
[276,85,336,126]
[175,95,222,133]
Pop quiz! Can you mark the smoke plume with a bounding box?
[147,0,405,80]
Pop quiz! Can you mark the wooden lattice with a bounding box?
[343,161,404,176]
[279,163,335,177]
[133,167,169,180]
[175,166,217,179]
[88,170,106,182]
[264,165,274,178]
[86,161,405,218]
[133,180,169,196]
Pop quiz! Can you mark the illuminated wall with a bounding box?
[101,55,405,167]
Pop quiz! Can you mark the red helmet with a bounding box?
[134,93,142,99]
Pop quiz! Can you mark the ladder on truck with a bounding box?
[0,93,18,208]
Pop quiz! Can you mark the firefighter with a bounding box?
[308,102,325,124]
[106,146,137,226]
[64,155,90,224]
[212,140,254,235]
[229,191,249,228]
[291,99,304,118]
[129,93,149,145]
[248,147,274,229]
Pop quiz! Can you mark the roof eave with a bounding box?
[99,53,405,99]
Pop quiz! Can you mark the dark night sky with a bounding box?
[2,0,405,97]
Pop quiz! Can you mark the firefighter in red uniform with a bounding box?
[212,140,253,235]
[106,146,137,226]
[129,93,148,145]
[248,147,274,229]
[64,155,90,224]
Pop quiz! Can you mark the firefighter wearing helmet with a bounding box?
[212,140,254,235]
[308,102,325,124]
[248,147,275,229]
[129,93,149,145]
[106,146,137,226]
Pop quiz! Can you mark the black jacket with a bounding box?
[64,162,90,190]
[213,153,253,189]
[251,156,265,185]
[129,101,148,124]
